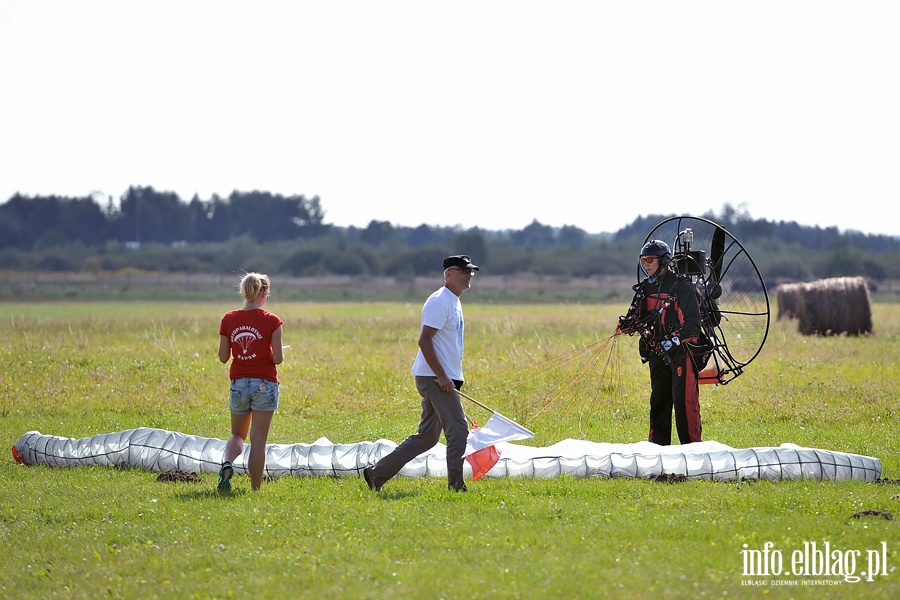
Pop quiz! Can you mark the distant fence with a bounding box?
[0,271,635,303]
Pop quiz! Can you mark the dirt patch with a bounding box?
[850,509,893,520]
[648,473,688,483]
[156,470,201,483]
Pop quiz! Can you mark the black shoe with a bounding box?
[449,483,468,492]
[363,467,381,492]
[217,463,233,493]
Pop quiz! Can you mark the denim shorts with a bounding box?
[229,378,279,414]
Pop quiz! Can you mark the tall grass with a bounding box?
[1,301,898,599]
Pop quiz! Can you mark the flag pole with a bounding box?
[455,388,495,414]
[435,378,497,414]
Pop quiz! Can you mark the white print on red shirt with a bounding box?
[231,325,263,360]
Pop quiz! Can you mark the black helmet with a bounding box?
[640,240,671,267]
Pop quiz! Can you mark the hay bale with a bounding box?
[775,283,801,320]
[796,276,873,336]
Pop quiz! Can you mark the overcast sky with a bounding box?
[1,1,898,236]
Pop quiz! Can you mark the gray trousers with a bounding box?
[369,376,469,490]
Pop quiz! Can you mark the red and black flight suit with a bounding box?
[634,269,704,445]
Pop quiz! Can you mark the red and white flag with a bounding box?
[465,442,501,482]
[464,413,534,481]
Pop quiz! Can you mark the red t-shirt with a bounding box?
[219,308,284,382]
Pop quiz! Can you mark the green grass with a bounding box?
[1,301,898,599]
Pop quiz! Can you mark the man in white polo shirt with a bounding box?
[363,254,479,492]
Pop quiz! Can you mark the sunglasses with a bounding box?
[448,267,476,275]
[640,256,658,264]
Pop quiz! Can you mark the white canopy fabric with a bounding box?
[464,412,534,457]
[12,428,882,482]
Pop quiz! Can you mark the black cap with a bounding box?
[443,255,480,271]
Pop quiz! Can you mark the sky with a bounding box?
[1,1,898,236]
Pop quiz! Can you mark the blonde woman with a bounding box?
[217,272,284,491]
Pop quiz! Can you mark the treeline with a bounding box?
[1,187,898,282]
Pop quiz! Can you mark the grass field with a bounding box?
[1,299,898,599]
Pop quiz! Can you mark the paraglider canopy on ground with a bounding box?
[12,428,882,483]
